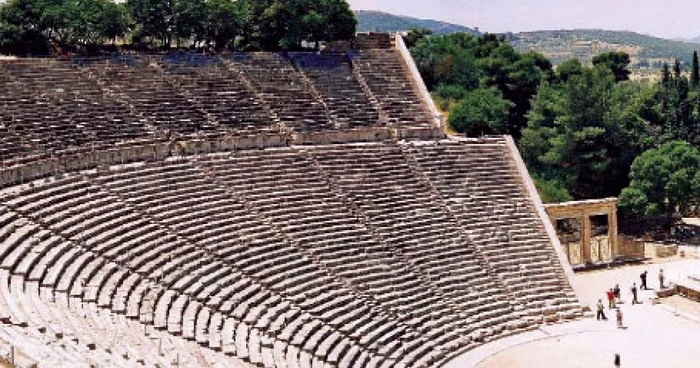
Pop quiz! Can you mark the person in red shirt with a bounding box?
[606,289,615,309]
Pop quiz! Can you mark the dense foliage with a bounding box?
[410,32,553,138]
[0,0,357,54]
[619,141,700,219]
[521,66,657,200]
[521,50,700,220]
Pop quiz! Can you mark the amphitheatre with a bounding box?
[0,31,699,368]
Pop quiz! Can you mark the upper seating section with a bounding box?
[158,53,278,134]
[349,50,434,128]
[0,59,150,162]
[230,52,334,131]
[0,34,438,164]
[288,52,381,129]
[81,56,219,135]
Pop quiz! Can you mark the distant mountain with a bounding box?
[355,10,480,36]
[507,29,700,68]
[687,36,700,44]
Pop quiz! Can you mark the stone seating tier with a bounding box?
[0,36,437,164]
[0,138,582,367]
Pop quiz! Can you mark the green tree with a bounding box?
[411,32,551,138]
[202,0,243,50]
[661,62,670,87]
[403,28,432,48]
[691,51,699,89]
[0,0,50,54]
[521,67,653,199]
[500,50,553,136]
[127,0,175,46]
[432,84,468,111]
[0,0,128,52]
[98,1,131,44]
[410,33,481,90]
[556,58,583,83]
[534,176,572,203]
[172,0,206,45]
[448,88,513,136]
[658,59,695,144]
[619,141,700,219]
[247,0,356,50]
[592,51,631,82]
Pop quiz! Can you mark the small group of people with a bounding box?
[594,268,669,367]
[596,298,624,328]
[596,268,668,329]
[639,268,666,290]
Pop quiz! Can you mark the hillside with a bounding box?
[507,29,700,68]
[356,10,480,35]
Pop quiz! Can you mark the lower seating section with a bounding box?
[197,150,455,366]
[402,139,581,321]
[306,144,526,337]
[0,137,582,367]
[0,268,244,368]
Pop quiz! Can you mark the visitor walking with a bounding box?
[616,308,624,328]
[659,268,665,289]
[606,289,616,309]
[596,299,607,320]
[631,283,639,305]
[640,270,648,290]
[614,284,621,302]
[614,353,621,367]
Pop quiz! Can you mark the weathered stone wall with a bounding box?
[654,243,678,258]
[353,33,394,49]
[617,236,646,259]
[0,127,448,188]
[292,128,394,145]
[0,134,288,188]
[678,284,700,302]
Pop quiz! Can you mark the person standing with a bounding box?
[597,299,607,320]
[640,270,648,290]
[606,289,616,309]
[659,268,665,289]
[631,283,639,305]
[614,353,621,367]
[614,284,621,302]
[616,308,624,328]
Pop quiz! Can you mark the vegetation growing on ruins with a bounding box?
[0,0,357,54]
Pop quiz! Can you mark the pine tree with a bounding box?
[662,62,671,88]
[692,51,699,89]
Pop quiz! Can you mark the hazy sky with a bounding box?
[346,0,699,39]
